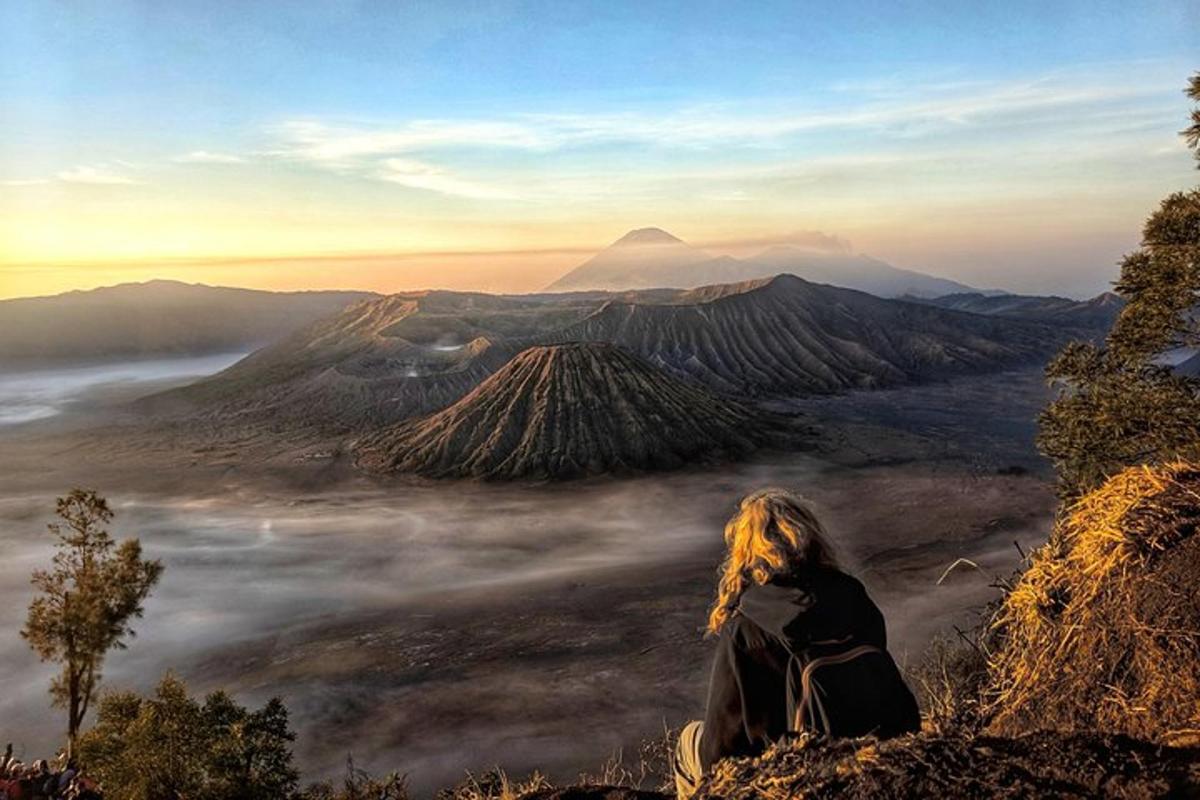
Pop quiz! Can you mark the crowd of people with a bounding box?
[0,746,100,800]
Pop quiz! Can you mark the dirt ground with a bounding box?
[692,730,1200,799]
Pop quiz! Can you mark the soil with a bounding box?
[695,731,1200,799]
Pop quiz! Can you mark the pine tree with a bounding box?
[1038,74,1200,497]
[206,692,300,800]
[21,489,164,753]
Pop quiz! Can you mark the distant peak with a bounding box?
[612,227,684,247]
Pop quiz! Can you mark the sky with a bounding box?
[0,0,1197,300]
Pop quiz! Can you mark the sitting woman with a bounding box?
[674,488,920,798]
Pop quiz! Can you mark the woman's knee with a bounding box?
[674,720,705,796]
[680,719,703,743]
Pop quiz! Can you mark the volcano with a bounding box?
[544,228,707,291]
[353,342,772,479]
[161,275,1075,436]
[544,228,984,298]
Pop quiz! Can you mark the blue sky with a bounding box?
[1,0,1197,298]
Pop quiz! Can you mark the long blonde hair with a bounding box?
[706,488,838,634]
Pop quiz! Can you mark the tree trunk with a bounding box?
[67,667,81,758]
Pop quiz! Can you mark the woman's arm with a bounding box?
[698,626,756,771]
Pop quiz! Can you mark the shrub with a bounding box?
[78,673,299,800]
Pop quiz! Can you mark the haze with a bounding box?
[2,1,1198,300]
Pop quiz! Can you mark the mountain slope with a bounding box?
[353,342,768,478]
[0,280,374,365]
[1175,351,1200,377]
[749,246,982,298]
[542,275,1066,396]
[156,291,584,430]
[912,291,1123,329]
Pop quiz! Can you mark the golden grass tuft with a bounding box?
[440,769,551,800]
[703,738,814,800]
[985,461,1200,744]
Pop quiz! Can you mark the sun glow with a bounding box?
[2,2,1196,300]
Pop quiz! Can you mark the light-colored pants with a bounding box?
[674,720,704,800]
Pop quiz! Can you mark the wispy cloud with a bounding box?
[254,65,1177,204]
[270,72,1163,161]
[172,150,245,164]
[271,120,548,167]
[16,64,1147,205]
[55,164,139,185]
[376,158,518,199]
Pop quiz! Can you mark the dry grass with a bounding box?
[985,461,1200,744]
[436,768,552,800]
[434,729,678,800]
[908,633,990,734]
[577,723,678,793]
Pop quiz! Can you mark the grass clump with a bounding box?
[436,768,552,800]
[985,462,1200,744]
[908,633,991,734]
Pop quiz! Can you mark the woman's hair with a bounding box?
[707,488,838,634]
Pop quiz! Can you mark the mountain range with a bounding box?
[909,291,1124,328]
[0,280,374,365]
[5,232,1123,480]
[162,274,1095,444]
[4,229,1098,370]
[544,228,985,298]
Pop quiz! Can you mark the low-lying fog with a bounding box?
[0,466,1050,786]
[0,357,1057,792]
[0,352,247,425]
[0,478,737,738]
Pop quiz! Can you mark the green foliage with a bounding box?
[1184,72,1200,166]
[1038,77,1200,498]
[78,673,300,800]
[1038,336,1200,496]
[21,488,164,750]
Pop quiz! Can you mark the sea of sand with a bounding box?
[0,356,1056,792]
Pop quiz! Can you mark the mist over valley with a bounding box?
[0,271,1067,789]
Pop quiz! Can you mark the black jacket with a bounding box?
[698,567,920,769]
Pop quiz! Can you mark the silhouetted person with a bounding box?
[674,488,920,799]
[54,760,77,797]
[28,760,51,800]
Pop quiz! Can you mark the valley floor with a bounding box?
[0,368,1055,793]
